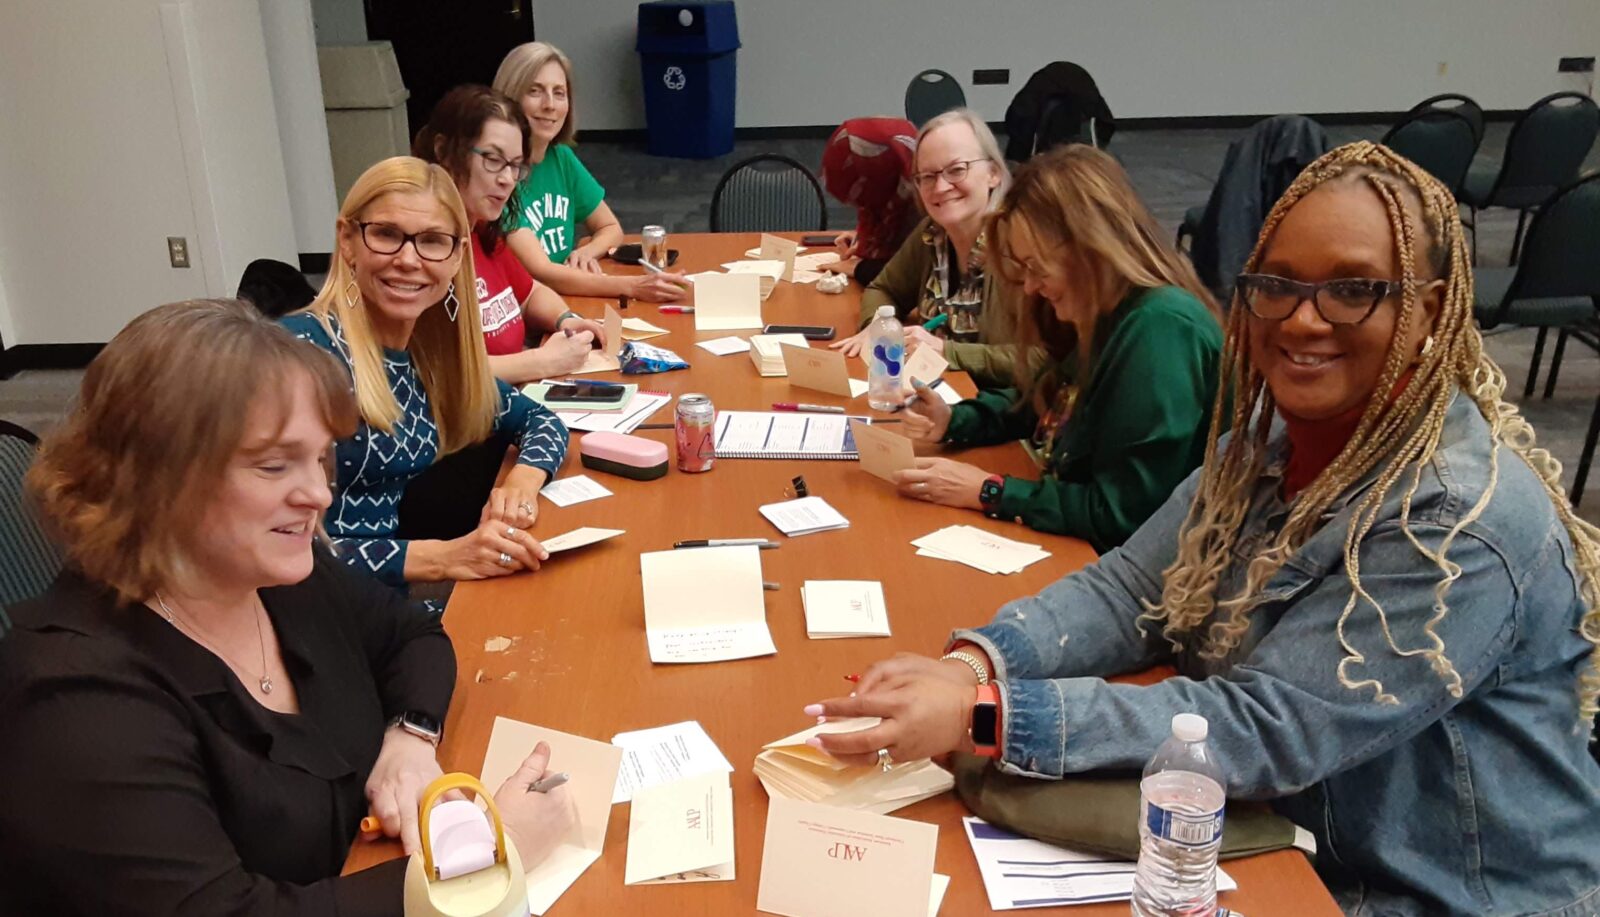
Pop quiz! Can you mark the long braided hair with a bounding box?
[1142,141,1600,728]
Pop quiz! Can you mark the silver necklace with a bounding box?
[155,592,274,695]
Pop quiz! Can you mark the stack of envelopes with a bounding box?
[754,717,953,814]
[912,525,1051,575]
[747,333,810,376]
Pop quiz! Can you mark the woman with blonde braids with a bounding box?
[805,142,1600,915]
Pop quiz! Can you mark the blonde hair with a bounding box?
[27,299,358,604]
[303,156,499,455]
[988,144,1219,412]
[493,41,577,145]
[915,108,1012,202]
[1144,141,1600,729]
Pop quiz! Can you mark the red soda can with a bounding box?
[675,393,716,473]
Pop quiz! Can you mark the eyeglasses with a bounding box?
[471,147,531,182]
[912,159,987,190]
[355,222,461,262]
[1235,273,1403,325]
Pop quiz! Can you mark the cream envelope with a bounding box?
[756,796,938,917]
[900,346,949,392]
[801,580,891,638]
[541,527,624,553]
[480,717,624,916]
[694,273,764,331]
[639,544,776,663]
[759,233,799,282]
[780,342,854,398]
[620,316,669,341]
[754,718,954,814]
[625,771,736,885]
[569,304,624,374]
[849,420,915,482]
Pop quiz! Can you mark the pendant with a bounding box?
[259,676,273,695]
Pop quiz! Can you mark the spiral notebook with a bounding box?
[713,411,860,460]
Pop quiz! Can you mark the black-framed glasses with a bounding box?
[1235,273,1402,325]
[355,222,461,262]
[912,159,987,190]
[471,147,532,181]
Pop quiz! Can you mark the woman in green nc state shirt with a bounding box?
[493,42,689,302]
[896,145,1223,552]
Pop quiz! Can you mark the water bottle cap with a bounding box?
[876,305,895,319]
[1171,713,1208,743]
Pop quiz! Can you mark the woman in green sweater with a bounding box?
[897,145,1222,551]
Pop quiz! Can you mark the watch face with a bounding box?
[971,702,999,747]
[404,712,442,737]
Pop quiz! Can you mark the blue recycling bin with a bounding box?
[636,1,740,159]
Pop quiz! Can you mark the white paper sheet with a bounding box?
[696,335,751,355]
[624,772,736,885]
[540,474,613,507]
[802,580,891,638]
[610,720,735,804]
[912,525,1051,575]
[556,391,672,434]
[759,496,851,536]
[639,545,776,663]
[540,527,624,553]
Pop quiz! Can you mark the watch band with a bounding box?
[971,683,1002,759]
[941,650,990,685]
[978,473,1006,518]
[554,309,582,330]
[389,712,442,747]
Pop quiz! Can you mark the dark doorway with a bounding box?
[365,0,535,141]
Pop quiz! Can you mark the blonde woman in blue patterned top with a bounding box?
[283,157,569,590]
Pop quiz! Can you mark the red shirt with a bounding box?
[471,234,534,356]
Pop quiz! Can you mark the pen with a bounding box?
[922,313,950,332]
[763,581,781,591]
[772,402,846,414]
[658,305,694,314]
[556,378,616,387]
[529,772,570,794]
[674,538,779,549]
[640,261,693,284]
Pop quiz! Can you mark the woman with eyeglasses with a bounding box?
[414,84,605,384]
[281,156,569,592]
[806,143,1600,916]
[492,42,689,301]
[831,109,1023,387]
[895,145,1221,550]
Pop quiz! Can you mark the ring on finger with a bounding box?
[876,748,894,772]
[518,501,534,515]
[498,552,513,567]
[505,525,517,537]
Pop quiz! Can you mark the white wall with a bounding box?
[0,0,299,347]
[534,0,1600,130]
[260,0,339,256]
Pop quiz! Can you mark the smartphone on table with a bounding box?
[545,382,626,403]
[762,324,835,341]
[801,235,839,247]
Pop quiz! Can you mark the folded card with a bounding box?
[901,345,949,392]
[639,544,776,663]
[802,580,891,638]
[849,419,915,482]
[756,796,938,917]
[625,771,736,885]
[694,273,764,331]
[759,233,799,282]
[570,304,624,374]
[781,342,854,398]
[540,527,624,553]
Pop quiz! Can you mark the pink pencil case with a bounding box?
[579,431,669,481]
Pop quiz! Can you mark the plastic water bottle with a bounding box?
[1131,713,1227,917]
[866,305,905,411]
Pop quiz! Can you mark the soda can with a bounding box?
[675,393,716,473]
[642,225,669,269]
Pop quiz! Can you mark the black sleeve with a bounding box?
[853,257,888,286]
[0,659,408,917]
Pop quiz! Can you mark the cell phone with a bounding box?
[545,382,625,402]
[611,244,679,266]
[801,234,840,247]
[763,324,836,341]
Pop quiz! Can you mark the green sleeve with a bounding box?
[995,295,1221,550]
[943,387,1038,447]
[560,146,605,223]
[859,220,931,328]
[944,341,1018,389]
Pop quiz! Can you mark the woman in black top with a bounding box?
[0,299,572,916]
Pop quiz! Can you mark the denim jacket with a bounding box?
[955,392,1600,916]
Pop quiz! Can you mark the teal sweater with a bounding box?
[944,285,1221,552]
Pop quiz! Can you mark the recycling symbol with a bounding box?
[663,66,687,91]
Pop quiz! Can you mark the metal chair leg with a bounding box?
[1571,390,1600,507]
[1525,326,1549,400]
[1543,329,1570,399]
[1510,209,1530,265]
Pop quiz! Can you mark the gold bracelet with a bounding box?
[941,650,990,685]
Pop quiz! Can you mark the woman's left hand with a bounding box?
[567,247,606,274]
[893,458,989,510]
[556,314,607,348]
[801,675,975,766]
[903,326,946,355]
[365,727,451,855]
[484,468,546,530]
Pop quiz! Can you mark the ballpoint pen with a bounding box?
[529,772,570,793]
[674,538,779,549]
[639,260,693,282]
[771,402,846,414]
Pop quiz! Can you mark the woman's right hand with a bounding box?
[494,741,578,871]
[833,231,857,256]
[627,273,691,302]
[439,519,548,581]
[902,379,952,442]
[829,328,870,358]
[532,329,595,376]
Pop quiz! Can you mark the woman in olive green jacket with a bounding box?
[831,109,1022,388]
[897,145,1222,552]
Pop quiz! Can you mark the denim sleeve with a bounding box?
[493,380,569,476]
[988,520,1523,793]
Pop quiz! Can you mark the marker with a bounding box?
[844,674,861,683]
[674,538,779,549]
[529,772,570,794]
[772,402,846,414]
[922,313,950,332]
[763,581,781,591]
[659,305,695,314]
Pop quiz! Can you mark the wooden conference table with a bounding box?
[345,233,1339,915]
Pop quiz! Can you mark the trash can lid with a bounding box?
[636,0,740,55]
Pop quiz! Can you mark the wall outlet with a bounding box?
[167,236,190,269]
[972,68,1009,85]
[1558,56,1596,73]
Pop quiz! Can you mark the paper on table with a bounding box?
[794,251,838,272]
[963,817,1235,910]
[610,720,734,804]
[759,233,798,282]
[556,391,672,434]
[754,717,953,813]
[849,378,870,398]
[697,335,751,356]
[541,527,624,553]
[780,342,854,398]
[569,304,623,374]
[912,525,1051,575]
[850,420,915,482]
[802,580,890,638]
[720,259,787,279]
[756,796,938,917]
[929,873,951,916]
[639,544,775,663]
[901,346,950,392]
[480,718,624,916]
[521,381,636,412]
[694,273,764,331]
[539,474,613,507]
[758,495,850,536]
[746,245,809,257]
[625,771,735,885]
[792,269,826,284]
[620,316,669,341]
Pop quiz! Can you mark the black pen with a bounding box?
[674,538,779,549]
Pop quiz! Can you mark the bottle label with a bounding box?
[1145,801,1224,846]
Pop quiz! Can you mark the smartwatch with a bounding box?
[554,309,582,331]
[978,474,1006,518]
[389,711,443,747]
[970,684,1001,759]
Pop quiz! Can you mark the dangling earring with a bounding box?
[443,281,459,323]
[341,266,359,311]
[1420,334,1435,358]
